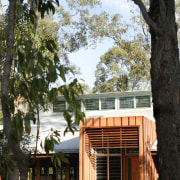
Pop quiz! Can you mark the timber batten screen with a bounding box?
[85,127,139,151]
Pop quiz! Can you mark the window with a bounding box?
[136,96,151,108]
[126,148,139,155]
[101,98,115,110]
[96,148,121,180]
[85,99,99,110]
[96,156,107,180]
[53,101,66,112]
[119,97,134,109]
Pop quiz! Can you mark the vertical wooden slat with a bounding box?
[129,116,136,126]
[136,116,142,126]
[107,117,114,126]
[100,117,107,127]
[87,118,93,127]
[114,117,122,126]
[94,118,100,127]
[137,116,143,180]
[79,125,83,180]
[122,117,129,126]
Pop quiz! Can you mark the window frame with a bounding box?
[95,148,122,180]
[101,97,115,110]
[135,95,151,108]
[85,98,99,111]
[119,96,134,109]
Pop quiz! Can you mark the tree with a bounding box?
[132,0,180,179]
[0,0,85,179]
[0,0,124,179]
[93,41,150,92]
[93,6,151,93]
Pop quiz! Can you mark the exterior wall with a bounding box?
[143,117,158,179]
[79,116,157,180]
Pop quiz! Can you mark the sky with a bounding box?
[1,0,135,89]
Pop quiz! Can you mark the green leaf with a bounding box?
[59,65,66,82]
[46,40,54,52]
[48,88,58,103]
[29,9,36,24]
[55,0,59,6]
[54,53,59,64]
[24,113,33,134]
[47,1,55,14]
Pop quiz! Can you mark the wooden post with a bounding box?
[65,163,69,180]
[36,158,40,180]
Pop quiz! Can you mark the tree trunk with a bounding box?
[151,30,180,180]
[133,0,180,179]
[149,1,180,179]
[1,0,29,179]
[8,166,19,180]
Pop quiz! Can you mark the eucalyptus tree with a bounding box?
[93,40,150,93]
[0,0,126,179]
[132,0,180,179]
[93,11,151,92]
[1,0,85,179]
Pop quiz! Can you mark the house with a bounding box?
[28,91,158,180]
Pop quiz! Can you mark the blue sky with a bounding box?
[1,0,134,89]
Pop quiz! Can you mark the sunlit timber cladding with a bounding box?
[79,116,158,180]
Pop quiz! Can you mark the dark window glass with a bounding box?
[109,148,121,154]
[127,158,132,180]
[101,98,115,110]
[85,99,99,110]
[96,149,121,180]
[109,156,121,180]
[53,101,66,112]
[136,96,151,108]
[96,156,107,180]
[126,148,139,155]
[119,97,134,109]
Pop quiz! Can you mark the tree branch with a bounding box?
[132,0,162,35]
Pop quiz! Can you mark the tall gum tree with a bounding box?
[1,0,126,179]
[133,0,180,179]
[0,0,86,179]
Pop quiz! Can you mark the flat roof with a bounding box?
[57,91,152,100]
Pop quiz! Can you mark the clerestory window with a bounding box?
[119,96,134,109]
[136,96,151,108]
[101,98,115,110]
[85,99,99,110]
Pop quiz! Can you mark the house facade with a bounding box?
[28,91,158,180]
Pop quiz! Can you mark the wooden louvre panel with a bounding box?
[85,127,139,150]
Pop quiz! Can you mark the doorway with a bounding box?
[125,156,139,180]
